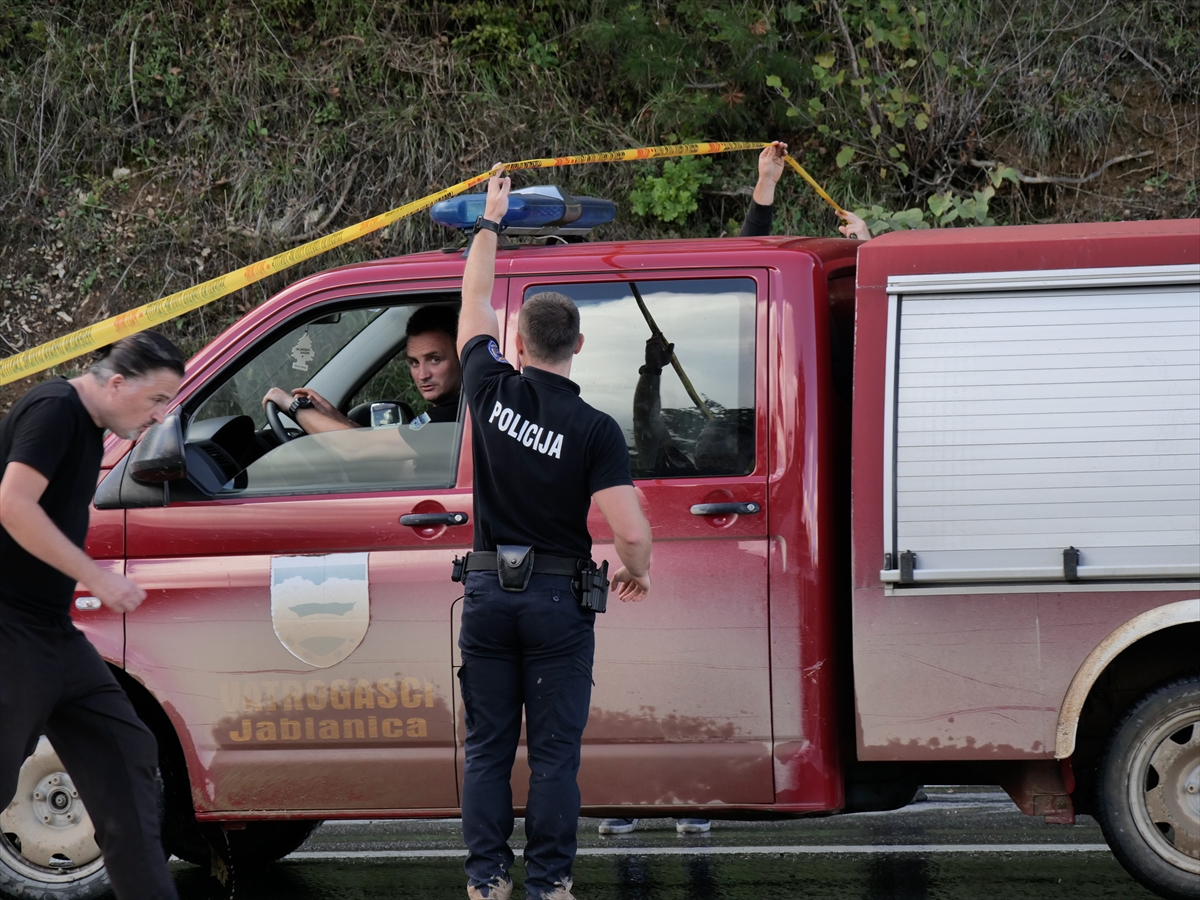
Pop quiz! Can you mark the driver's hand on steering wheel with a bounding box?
[289,387,339,417]
[261,386,338,417]
[263,386,356,434]
[262,386,295,411]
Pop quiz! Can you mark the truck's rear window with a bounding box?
[524,278,757,479]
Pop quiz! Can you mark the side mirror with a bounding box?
[129,414,187,484]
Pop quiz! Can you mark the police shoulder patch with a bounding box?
[487,340,508,363]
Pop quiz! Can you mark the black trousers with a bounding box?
[0,612,178,900]
[458,572,595,900]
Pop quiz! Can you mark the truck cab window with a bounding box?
[193,308,383,429]
[183,299,463,497]
[523,279,756,479]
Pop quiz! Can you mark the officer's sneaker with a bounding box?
[675,818,711,834]
[467,877,513,900]
[597,817,639,835]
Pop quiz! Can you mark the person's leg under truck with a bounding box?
[45,629,178,900]
[518,574,595,900]
[459,573,524,896]
[0,619,62,810]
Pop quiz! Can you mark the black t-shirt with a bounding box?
[0,378,105,619]
[425,392,460,424]
[461,335,633,559]
[739,199,774,237]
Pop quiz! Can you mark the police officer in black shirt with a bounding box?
[453,166,653,900]
[0,332,184,900]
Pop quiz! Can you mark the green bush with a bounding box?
[630,156,713,223]
[0,0,1193,402]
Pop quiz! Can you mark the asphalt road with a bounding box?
[170,787,1158,899]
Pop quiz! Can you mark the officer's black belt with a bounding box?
[460,552,584,577]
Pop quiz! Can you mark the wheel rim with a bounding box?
[1127,706,1200,874]
[0,736,105,882]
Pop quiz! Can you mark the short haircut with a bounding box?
[520,292,579,363]
[90,331,185,381]
[406,304,458,341]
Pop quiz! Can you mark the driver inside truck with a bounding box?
[261,303,462,434]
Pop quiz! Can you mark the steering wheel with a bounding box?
[265,400,298,444]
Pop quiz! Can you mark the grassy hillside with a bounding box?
[0,0,1196,408]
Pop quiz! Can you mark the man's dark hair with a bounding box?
[520,292,579,363]
[406,304,458,341]
[90,331,185,380]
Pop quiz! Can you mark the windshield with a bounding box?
[192,309,385,430]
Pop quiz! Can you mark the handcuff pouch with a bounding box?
[496,545,535,592]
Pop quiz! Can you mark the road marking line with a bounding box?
[287,843,1112,861]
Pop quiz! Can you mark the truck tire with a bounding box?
[156,749,320,867]
[0,738,110,900]
[1096,674,1200,900]
[160,807,211,868]
[168,820,321,868]
[208,820,322,866]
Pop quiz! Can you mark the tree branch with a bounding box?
[969,150,1153,185]
[829,0,881,133]
[128,21,142,129]
[285,161,359,243]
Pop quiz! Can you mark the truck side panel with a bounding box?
[850,220,1200,760]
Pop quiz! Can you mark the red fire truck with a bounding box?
[1,211,1196,900]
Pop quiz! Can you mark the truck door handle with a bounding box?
[689,502,761,516]
[400,512,470,527]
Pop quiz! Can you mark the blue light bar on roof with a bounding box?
[431,185,616,236]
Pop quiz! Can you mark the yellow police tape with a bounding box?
[0,141,842,386]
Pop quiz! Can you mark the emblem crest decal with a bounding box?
[271,553,369,668]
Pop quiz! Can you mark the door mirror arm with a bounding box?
[95,414,197,510]
[93,452,171,509]
[129,414,188,484]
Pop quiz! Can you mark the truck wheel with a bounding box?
[157,759,320,867]
[210,820,322,866]
[167,820,322,868]
[1096,674,1200,900]
[0,737,110,899]
[160,806,211,868]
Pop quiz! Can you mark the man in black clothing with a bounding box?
[264,303,463,430]
[0,331,184,900]
[401,304,464,423]
[454,167,653,900]
[739,140,871,240]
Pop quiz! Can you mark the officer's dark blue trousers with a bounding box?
[458,571,595,900]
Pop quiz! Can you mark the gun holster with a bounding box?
[496,545,535,592]
[577,560,610,613]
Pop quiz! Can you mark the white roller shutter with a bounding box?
[881,265,1200,585]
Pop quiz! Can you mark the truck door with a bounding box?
[490,273,773,807]
[120,283,503,815]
